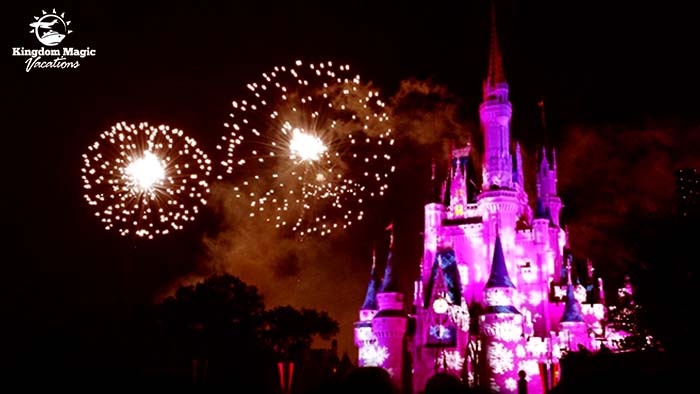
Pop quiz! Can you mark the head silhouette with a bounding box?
[424,372,464,394]
[340,366,395,394]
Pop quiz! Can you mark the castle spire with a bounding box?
[486,235,515,289]
[538,96,548,148]
[360,244,380,310]
[485,0,505,95]
[540,146,549,172]
[379,223,398,293]
[514,142,524,190]
[560,257,585,323]
[533,196,551,221]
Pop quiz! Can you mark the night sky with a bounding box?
[4,0,699,367]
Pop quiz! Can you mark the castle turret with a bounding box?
[597,277,606,305]
[448,144,471,219]
[537,147,562,227]
[533,197,551,246]
[372,228,409,391]
[480,2,513,191]
[514,142,525,196]
[424,195,446,283]
[360,246,380,317]
[355,247,381,365]
[479,235,523,393]
[559,256,590,351]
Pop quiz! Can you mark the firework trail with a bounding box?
[81,121,212,239]
[216,60,394,237]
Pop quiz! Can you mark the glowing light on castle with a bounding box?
[216,60,394,237]
[81,121,212,239]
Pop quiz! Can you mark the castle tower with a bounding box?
[477,2,521,270]
[514,142,525,197]
[536,147,562,227]
[447,144,471,219]
[479,235,524,393]
[371,229,409,391]
[423,201,446,285]
[354,247,380,366]
[361,246,380,313]
[559,256,590,351]
[480,2,513,191]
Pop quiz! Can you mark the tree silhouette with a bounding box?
[157,273,340,391]
[158,273,272,387]
[160,273,265,356]
[263,305,339,362]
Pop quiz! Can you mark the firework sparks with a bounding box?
[216,60,394,237]
[81,121,212,239]
[289,128,328,162]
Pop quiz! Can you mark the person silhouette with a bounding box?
[338,366,396,394]
[424,372,466,394]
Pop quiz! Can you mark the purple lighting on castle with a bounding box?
[353,3,632,393]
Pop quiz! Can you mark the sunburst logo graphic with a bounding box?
[29,9,72,46]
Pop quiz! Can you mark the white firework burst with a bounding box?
[216,60,394,237]
[81,121,212,239]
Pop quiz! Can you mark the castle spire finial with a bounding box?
[379,222,397,293]
[386,221,394,249]
[540,145,549,171]
[561,255,585,323]
[360,244,380,310]
[538,96,548,148]
[485,0,505,93]
[372,242,376,271]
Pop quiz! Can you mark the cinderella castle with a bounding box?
[353,5,632,394]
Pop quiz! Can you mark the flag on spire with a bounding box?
[385,222,394,249]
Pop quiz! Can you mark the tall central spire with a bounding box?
[479,0,512,190]
[485,0,505,94]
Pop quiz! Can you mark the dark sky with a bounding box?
[4,0,699,362]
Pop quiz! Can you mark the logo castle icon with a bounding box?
[29,9,72,46]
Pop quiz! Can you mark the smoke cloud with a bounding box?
[557,120,700,286]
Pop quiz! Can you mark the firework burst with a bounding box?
[81,121,212,239]
[217,60,394,237]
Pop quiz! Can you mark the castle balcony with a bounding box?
[465,203,480,216]
[478,190,520,214]
[478,189,518,200]
[444,203,482,226]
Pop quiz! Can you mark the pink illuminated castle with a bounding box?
[353,5,628,393]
